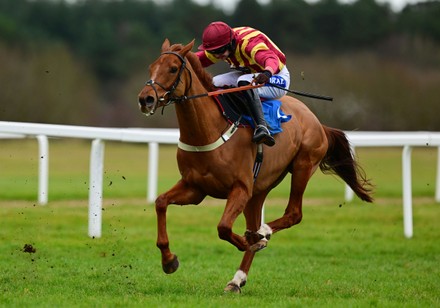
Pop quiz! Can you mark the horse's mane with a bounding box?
[169,44,216,92]
[187,52,216,91]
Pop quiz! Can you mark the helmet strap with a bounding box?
[229,38,236,52]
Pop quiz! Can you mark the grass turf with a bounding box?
[1,139,439,306]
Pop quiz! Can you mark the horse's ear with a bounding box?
[180,39,195,57]
[161,38,171,51]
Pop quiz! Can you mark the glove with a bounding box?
[254,70,272,84]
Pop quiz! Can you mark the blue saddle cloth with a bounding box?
[243,100,292,135]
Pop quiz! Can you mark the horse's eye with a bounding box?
[170,66,178,74]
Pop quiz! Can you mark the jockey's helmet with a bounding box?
[198,21,233,52]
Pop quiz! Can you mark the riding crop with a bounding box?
[183,83,333,102]
[266,82,333,101]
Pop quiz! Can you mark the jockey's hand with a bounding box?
[254,70,272,84]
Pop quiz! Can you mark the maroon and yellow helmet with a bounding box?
[198,21,233,52]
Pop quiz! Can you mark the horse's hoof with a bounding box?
[245,230,264,245]
[224,282,241,294]
[250,238,268,252]
[162,254,179,274]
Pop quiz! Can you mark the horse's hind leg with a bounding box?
[155,179,205,274]
[267,156,320,234]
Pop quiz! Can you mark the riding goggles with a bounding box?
[208,44,230,55]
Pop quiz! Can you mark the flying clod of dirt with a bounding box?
[22,244,36,253]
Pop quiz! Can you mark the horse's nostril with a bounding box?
[139,96,155,107]
[146,96,155,105]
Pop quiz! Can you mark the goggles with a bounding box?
[208,44,230,55]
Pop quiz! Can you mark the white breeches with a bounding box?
[212,66,290,99]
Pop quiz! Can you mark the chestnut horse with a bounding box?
[138,39,373,293]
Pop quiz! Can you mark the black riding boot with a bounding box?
[238,81,275,147]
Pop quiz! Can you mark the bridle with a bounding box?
[143,51,193,115]
[141,49,254,159]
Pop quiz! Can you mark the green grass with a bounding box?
[1,139,439,306]
[0,139,438,201]
[1,199,439,307]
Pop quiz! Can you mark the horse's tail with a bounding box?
[320,126,374,202]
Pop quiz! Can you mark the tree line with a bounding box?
[1,0,439,80]
[0,0,439,130]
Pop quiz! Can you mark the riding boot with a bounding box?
[238,81,275,147]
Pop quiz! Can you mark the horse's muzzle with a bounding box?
[138,95,156,115]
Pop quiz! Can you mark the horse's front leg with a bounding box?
[224,250,255,293]
[217,183,251,251]
[155,179,205,274]
[224,193,266,293]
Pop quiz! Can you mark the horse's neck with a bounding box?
[175,90,225,144]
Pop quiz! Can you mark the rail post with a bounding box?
[436,147,440,203]
[88,139,105,238]
[36,135,49,205]
[147,142,159,203]
[402,145,413,238]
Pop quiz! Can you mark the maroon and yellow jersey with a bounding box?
[196,26,286,75]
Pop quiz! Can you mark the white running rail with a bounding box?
[1,121,439,239]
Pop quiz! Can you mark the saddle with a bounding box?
[214,91,250,127]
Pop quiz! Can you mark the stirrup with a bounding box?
[252,125,275,147]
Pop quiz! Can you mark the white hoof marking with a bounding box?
[226,269,247,290]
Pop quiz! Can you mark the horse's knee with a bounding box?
[217,224,232,241]
[155,195,168,212]
[292,212,303,225]
[155,193,167,205]
[285,212,303,227]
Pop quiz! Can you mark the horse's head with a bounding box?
[138,39,194,116]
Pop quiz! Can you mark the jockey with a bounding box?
[196,21,290,147]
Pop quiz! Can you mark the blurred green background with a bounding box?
[0,0,439,130]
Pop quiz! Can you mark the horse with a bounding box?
[137,39,373,293]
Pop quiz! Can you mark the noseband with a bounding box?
[145,51,193,107]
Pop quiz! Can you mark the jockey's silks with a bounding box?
[196,27,286,75]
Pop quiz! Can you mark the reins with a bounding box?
[183,84,263,100]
